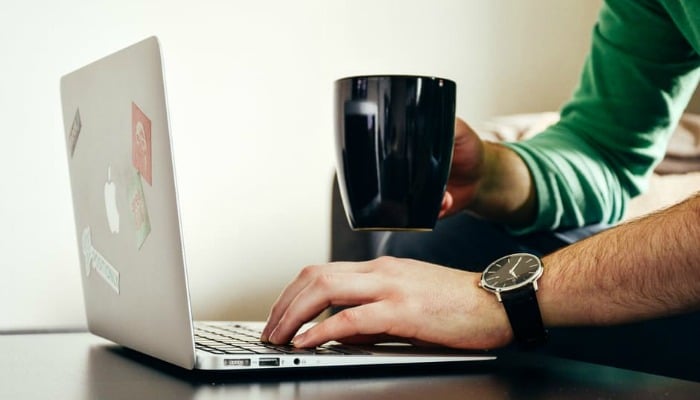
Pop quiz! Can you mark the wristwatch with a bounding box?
[479,253,547,348]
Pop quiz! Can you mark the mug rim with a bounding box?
[335,74,455,85]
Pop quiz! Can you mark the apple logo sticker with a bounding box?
[104,166,120,234]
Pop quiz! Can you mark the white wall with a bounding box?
[0,0,601,330]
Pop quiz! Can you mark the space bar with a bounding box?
[263,345,317,354]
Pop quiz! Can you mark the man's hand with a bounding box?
[261,256,512,350]
[440,117,537,226]
[438,118,486,218]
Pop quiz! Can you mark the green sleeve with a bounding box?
[503,0,700,235]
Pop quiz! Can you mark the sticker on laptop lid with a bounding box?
[81,227,93,277]
[132,102,152,185]
[128,170,151,249]
[81,227,120,294]
[67,108,82,158]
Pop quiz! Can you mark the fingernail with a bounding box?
[268,328,280,344]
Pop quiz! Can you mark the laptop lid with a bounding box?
[60,36,196,369]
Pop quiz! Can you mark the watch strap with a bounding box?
[500,285,548,348]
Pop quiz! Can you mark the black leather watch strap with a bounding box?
[500,285,548,348]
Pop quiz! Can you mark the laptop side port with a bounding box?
[259,358,280,367]
[224,359,251,367]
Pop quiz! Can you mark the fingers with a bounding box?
[438,191,454,218]
[444,117,484,213]
[262,262,380,344]
[291,302,397,348]
[453,117,469,141]
[262,262,369,341]
[454,117,477,140]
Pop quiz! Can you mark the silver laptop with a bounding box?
[59,36,495,371]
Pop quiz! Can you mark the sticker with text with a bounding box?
[81,227,120,294]
[132,102,152,185]
[68,108,82,157]
[128,170,151,249]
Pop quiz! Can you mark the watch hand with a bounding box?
[509,257,522,275]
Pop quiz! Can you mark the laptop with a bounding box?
[59,36,495,371]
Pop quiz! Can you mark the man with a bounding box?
[263,0,700,377]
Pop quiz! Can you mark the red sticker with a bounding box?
[132,102,152,185]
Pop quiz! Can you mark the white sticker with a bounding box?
[81,227,120,294]
[128,170,151,249]
[68,108,82,157]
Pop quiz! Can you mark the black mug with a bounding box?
[334,75,456,231]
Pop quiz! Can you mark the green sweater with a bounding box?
[505,0,700,234]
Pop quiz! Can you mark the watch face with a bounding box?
[481,253,542,291]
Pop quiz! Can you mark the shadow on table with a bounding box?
[86,344,700,400]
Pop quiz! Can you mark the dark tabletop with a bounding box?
[2,332,699,399]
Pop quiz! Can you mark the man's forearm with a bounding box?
[539,193,700,327]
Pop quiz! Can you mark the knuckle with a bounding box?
[311,272,334,291]
[299,264,321,279]
[337,307,360,326]
[371,256,397,271]
[371,256,402,276]
[374,255,397,264]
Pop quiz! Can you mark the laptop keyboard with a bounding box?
[194,322,366,355]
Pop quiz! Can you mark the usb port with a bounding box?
[259,358,280,367]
